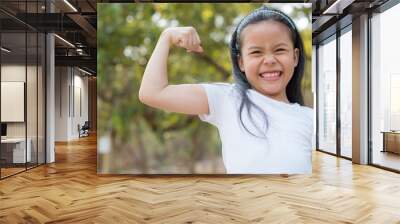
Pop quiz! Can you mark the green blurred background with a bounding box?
[97,3,312,174]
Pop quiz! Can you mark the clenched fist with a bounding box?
[162,27,204,53]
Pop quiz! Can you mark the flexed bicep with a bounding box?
[139,27,208,115]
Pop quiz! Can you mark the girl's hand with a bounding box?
[163,27,204,53]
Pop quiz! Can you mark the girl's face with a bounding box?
[238,20,299,102]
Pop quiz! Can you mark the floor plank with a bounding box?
[1,134,400,223]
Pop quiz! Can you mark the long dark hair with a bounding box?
[229,6,305,138]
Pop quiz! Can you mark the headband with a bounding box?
[235,6,297,52]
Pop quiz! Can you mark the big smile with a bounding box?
[259,71,282,81]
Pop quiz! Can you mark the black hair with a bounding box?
[229,6,305,138]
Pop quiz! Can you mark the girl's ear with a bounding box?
[293,48,299,67]
[238,55,245,72]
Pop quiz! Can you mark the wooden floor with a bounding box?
[1,135,400,223]
[0,167,26,178]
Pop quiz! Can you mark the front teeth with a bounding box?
[260,72,280,77]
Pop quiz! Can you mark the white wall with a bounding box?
[55,67,89,141]
[1,65,34,138]
[1,63,45,164]
[1,65,26,131]
[55,67,69,141]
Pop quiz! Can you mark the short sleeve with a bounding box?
[198,83,232,127]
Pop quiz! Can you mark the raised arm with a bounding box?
[138,27,209,115]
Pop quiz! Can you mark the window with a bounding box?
[339,28,352,158]
[371,2,400,171]
[318,36,337,155]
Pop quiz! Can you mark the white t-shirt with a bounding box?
[199,83,314,174]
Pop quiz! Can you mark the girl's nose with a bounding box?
[262,53,277,64]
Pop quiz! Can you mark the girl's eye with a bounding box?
[250,51,261,55]
[276,48,287,52]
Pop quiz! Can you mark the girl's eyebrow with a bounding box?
[274,43,290,48]
[247,46,263,50]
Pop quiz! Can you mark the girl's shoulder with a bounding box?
[297,105,314,121]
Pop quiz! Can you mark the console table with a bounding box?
[381,131,400,155]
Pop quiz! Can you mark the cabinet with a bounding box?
[382,131,400,154]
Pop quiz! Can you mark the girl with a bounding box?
[139,6,313,174]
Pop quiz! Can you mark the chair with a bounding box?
[79,121,90,138]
